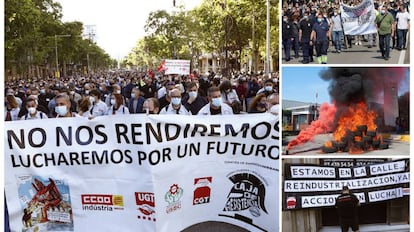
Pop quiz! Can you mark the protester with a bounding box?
[143,97,160,114]
[396,5,410,50]
[182,82,208,115]
[5,95,20,121]
[375,6,396,60]
[330,9,344,53]
[128,87,145,113]
[248,93,268,113]
[20,97,48,120]
[89,89,108,117]
[219,79,240,106]
[299,11,314,64]
[158,81,176,110]
[267,93,280,116]
[198,87,233,115]
[311,13,330,64]
[78,97,92,118]
[55,93,78,118]
[335,186,360,232]
[159,88,191,115]
[256,79,277,96]
[106,93,130,115]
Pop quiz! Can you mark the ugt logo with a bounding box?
[223,173,267,217]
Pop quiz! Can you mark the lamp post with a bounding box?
[265,0,271,78]
[54,34,71,78]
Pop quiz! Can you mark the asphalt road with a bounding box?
[282,34,410,65]
[282,133,410,156]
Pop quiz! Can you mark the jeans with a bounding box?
[397,29,408,49]
[283,38,292,60]
[332,31,343,51]
[378,33,391,58]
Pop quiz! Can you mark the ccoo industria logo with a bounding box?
[81,194,124,211]
[223,173,267,217]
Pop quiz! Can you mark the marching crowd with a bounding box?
[282,0,410,63]
[4,70,280,121]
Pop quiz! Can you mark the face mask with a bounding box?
[283,18,288,22]
[110,99,116,106]
[334,12,338,16]
[265,86,273,92]
[55,106,67,116]
[171,97,181,105]
[211,97,222,107]
[317,18,323,23]
[116,90,121,94]
[304,15,309,20]
[28,107,36,115]
[89,96,95,104]
[85,90,90,95]
[40,89,45,94]
[380,10,385,14]
[99,87,103,91]
[189,91,198,98]
[70,91,75,95]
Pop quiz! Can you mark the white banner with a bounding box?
[163,59,191,75]
[340,0,377,35]
[5,114,279,232]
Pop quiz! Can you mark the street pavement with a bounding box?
[282,133,410,156]
[282,35,410,65]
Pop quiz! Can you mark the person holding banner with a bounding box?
[159,88,191,115]
[20,96,48,120]
[375,6,395,60]
[55,93,78,118]
[310,13,331,64]
[106,93,130,115]
[335,186,360,232]
[197,87,233,115]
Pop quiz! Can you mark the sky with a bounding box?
[282,67,410,105]
[56,0,203,60]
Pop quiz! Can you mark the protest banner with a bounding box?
[158,59,191,75]
[283,159,409,210]
[340,0,377,35]
[5,113,279,232]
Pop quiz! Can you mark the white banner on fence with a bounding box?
[5,114,279,232]
[340,0,377,35]
[163,59,191,75]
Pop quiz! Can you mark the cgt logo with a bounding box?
[193,177,212,205]
[82,194,124,206]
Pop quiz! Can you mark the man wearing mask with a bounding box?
[198,87,233,115]
[20,97,48,120]
[282,14,294,62]
[55,93,78,118]
[128,87,145,114]
[330,9,344,53]
[256,79,276,96]
[159,89,191,115]
[310,13,330,64]
[299,11,314,63]
[182,82,208,115]
[89,89,108,118]
[375,6,395,60]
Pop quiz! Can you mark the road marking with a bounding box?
[398,31,409,64]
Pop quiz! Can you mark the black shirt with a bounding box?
[300,19,313,41]
[335,193,359,221]
[282,21,294,40]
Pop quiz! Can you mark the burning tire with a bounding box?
[353,131,362,137]
[366,130,376,137]
[332,141,346,150]
[362,136,373,144]
[357,125,368,134]
[379,143,389,149]
[372,139,381,149]
[322,146,338,153]
[354,141,365,150]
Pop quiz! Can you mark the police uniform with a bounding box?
[282,20,294,61]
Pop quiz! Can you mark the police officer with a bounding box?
[282,15,294,62]
[335,186,360,232]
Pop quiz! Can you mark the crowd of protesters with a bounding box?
[4,70,280,121]
[282,0,410,63]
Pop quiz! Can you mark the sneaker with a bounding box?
[384,57,389,60]
[338,50,341,53]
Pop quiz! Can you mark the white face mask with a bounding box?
[211,97,222,107]
[89,96,95,104]
[110,99,116,106]
[55,106,67,116]
[85,90,90,95]
[131,93,136,99]
[171,97,181,105]
[28,107,36,115]
[116,90,121,94]
[265,86,273,92]
[189,91,198,98]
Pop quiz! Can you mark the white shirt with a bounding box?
[105,105,130,115]
[396,11,410,29]
[5,108,20,121]
[221,89,240,104]
[197,103,234,115]
[90,100,108,117]
[20,111,48,120]
[159,103,192,115]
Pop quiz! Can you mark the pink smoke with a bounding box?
[287,103,337,149]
